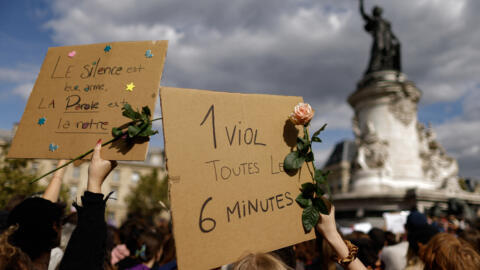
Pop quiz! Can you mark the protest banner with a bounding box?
[8,40,168,160]
[383,211,409,234]
[160,87,314,269]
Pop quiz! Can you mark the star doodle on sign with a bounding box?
[68,51,76,58]
[49,143,59,152]
[104,45,112,52]
[37,117,46,125]
[126,82,135,92]
[145,49,153,58]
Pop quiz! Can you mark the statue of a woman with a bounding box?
[359,0,401,74]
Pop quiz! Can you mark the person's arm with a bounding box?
[59,140,117,270]
[316,203,367,270]
[42,160,68,202]
[359,0,370,21]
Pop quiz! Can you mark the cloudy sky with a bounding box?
[1,0,479,177]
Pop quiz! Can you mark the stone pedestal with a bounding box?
[324,70,478,223]
[348,71,440,193]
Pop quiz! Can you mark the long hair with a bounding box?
[233,253,291,270]
[0,225,34,270]
[420,232,480,270]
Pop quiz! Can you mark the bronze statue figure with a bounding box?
[359,0,401,74]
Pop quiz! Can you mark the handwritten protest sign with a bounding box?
[160,87,314,269]
[8,41,168,160]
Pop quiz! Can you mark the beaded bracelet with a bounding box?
[331,240,359,266]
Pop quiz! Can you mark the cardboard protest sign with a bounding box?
[8,41,168,160]
[160,87,315,270]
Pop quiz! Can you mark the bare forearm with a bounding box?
[324,230,367,270]
[42,177,62,202]
[42,160,67,202]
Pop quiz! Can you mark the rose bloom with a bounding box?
[290,102,314,125]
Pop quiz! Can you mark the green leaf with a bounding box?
[297,137,308,152]
[138,126,158,137]
[283,151,305,170]
[305,151,314,162]
[122,104,142,121]
[312,123,327,138]
[315,184,325,196]
[311,136,322,143]
[121,103,135,119]
[302,205,319,233]
[127,125,141,138]
[141,106,152,118]
[312,197,329,214]
[296,193,312,208]
[112,127,124,137]
[301,182,316,197]
[314,169,327,184]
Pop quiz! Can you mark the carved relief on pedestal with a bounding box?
[353,118,391,176]
[388,84,420,126]
[417,123,459,186]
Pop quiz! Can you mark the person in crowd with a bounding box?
[383,231,397,247]
[419,232,480,270]
[350,238,380,270]
[380,210,428,270]
[58,140,117,269]
[125,230,165,270]
[0,194,27,233]
[152,228,177,270]
[0,224,34,269]
[404,225,438,270]
[272,246,296,269]
[233,253,291,270]
[233,203,367,270]
[367,228,385,256]
[345,231,369,241]
[458,228,480,254]
[2,160,67,270]
[294,239,320,270]
[115,217,151,269]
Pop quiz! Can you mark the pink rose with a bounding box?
[289,102,314,125]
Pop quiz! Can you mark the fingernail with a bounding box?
[97,139,102,145]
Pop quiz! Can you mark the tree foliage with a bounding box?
[0,144,41,209]
[126,169,169,218]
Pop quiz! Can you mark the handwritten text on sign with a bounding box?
[160,87,314,270]
[8,41,168,160]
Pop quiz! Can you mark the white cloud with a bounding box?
[41,0,480,177]
[310,102,352,130]
[432,90,480,177]
[12,83,34,99]
[0,67,37,83]
[314,147,332,167]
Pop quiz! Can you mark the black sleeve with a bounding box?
[59,191,108,270]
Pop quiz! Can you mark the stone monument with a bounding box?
[325,1,480,221]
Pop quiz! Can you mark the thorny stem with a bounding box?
[30,117,162,184]
[305,124,332,201]
[304,125,316,181]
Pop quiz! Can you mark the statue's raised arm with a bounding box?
[359,0,371,21]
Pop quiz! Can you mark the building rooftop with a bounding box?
[324,140,357,168]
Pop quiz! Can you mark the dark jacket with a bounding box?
[59,191,108,270]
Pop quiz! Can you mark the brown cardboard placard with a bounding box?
[8,40,168,161]
[160,87,314,270]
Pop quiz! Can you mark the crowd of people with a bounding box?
[1,141,480,269]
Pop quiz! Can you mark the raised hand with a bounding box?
[87,140,117,193]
